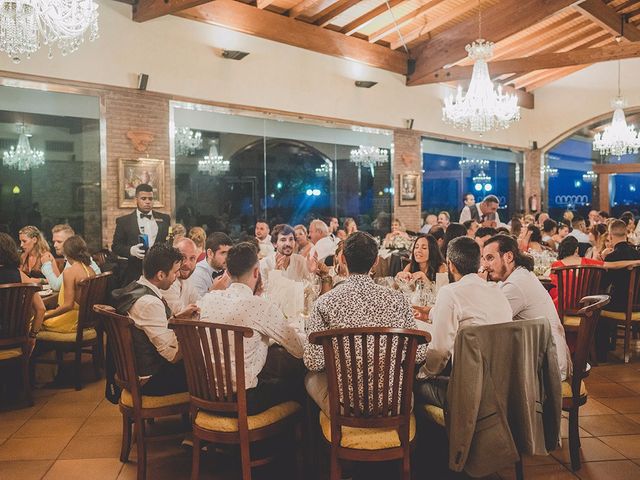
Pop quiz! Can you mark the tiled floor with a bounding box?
[1,357,640,479]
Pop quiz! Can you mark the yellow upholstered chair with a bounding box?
[169,318,303,480]
[308,327,429,480]
[93,305,190,480]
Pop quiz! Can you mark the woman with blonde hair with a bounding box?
[293,224,312,258]
[188,226,207,262]
[344,217,358,236]
[383,218,409,247]
[19,225,55,281]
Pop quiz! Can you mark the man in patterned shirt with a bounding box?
[304,231,426,415]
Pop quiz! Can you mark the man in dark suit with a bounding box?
[112,183,171,287]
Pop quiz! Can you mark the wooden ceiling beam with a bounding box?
[177,0,408,74]
[132,0,213,22]
[575,0,640,40]
[366,0,448,44]
[407,0,579,86]
[288,0,326,19]
[417,39,639,85]
[257,0,278,9]
[313,0,361,28]
[341,0,405,36]
[517,65,590,90]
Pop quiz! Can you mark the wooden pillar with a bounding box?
[598,173,609,212]
[524,149,542,214]
[393,129,422,231]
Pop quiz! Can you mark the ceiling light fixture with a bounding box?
[221,49,249,60]
[355,80,377,88]
[2,123,45,171]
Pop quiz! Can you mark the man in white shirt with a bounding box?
[328,216,340,246]
[260,224,311,284]
[198,242,305,414]
[255,220,275,259]
[459,194,501,226]
[308,219,336,262]
[161,237,200,314]
[190,232,233,297]
[567,216,590,244]
[413,236,513,408]
[419,214,438,234]
[40,224,101,291]
[112,244,199,396]
[481,234,570,381]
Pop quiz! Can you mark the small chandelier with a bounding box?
[175,127,203,156]
[541,165,558,178]
[459,158,489,171]
[472,170,491,184]
[315,163,331,177]
[2,123,45,171]
[593,97,640,158]
[582,171,597,183]
[0,0,99,63]
[198,139,229,176]
[349,145,388,169]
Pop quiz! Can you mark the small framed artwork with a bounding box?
[399,172,420,206]
[118,158,165,208]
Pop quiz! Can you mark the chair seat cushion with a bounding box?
[319,411,416,450]
[120,389,190,409]
[423,404,445,427]
[561,380,587,398]
[194,401,301,433]
[601,310,640,321]
[0,348,23,361]
[563,315,582,327]
[37,328,97,342]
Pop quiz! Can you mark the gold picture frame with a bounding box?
[118,158,165,208]
[399,172,421,206]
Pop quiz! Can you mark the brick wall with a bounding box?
[103,91,170,247]
[523,149,542,215]
[393,129,422,231]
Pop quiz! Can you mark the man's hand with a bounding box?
[307,251,319,274]
[210,271,230,291]
[477,267,489,281]
[130,243,146,259]
[600,247,613,259]
[41,252,54,265]
[412,305,431,322]
[175,304,200,319]
[275,253,288,270]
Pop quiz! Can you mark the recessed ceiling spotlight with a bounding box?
[355,80,377,88]
[221,50,250,60]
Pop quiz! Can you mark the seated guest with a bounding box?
[19,225,52,282]
[599,210,610,222]
[396,234,446,284]
[563,211,574,226]
[429,225,446,252]
[309,219,336,262]
[293,224,312,258]
[541,219,558,251]
[463,219,479,238]
[304,232,426,415]
[112,244,198,396]
[255,219,275,259]
[0,232,45,349]
[419,214,438,234]
[585,223,608,260]
[40,224,100,292]
[328,216,340,245]
[588,210,601,226]
[474,226,497,249]
[171,223,187,242]
[510,217,523,240]
[601,220,640,312]
[535,212,550,228]
[552,222,570,245]
[40,236,97,334]
[442,222,467,258]
[567,216,590,244]
[414,237,513,408]
[481,234,570,380]
[161,237,200,314]
[260,224,311,283]
[437,211,451,229]
[343,217,358,236]
[188,226,207,263]
[198,243,304,414]
[522,224,544,252]
[383,218,410,247]
[459,194,501,225]
[190,232,233,297]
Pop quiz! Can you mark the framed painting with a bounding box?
[399,172,420,206]
[118,158,165,208]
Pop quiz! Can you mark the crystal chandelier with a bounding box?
[198,140,229,176]
[349,145,388,169]
[582,171,597,183]
[0,0,99,63]
[2,123,45,171]
[472,170,491,184]
[541,165,558,178]
[459,158,489,171]
[593,97,640,158]
[315,163,331,177]
[442,2,520,133]
[175,127,203,156]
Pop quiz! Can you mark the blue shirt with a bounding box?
[190,259,224,298]
[41,259,101,291]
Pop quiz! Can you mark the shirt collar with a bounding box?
[137,275,163,298]
[344,273,374,285]
[227,282,254,297]
[136,209,153,218]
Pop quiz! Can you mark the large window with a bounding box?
[0,85,102,251]
[172,103,393,236]
[421,137,523,223]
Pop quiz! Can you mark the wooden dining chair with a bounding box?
[0,283,41,406]
[600,266,640,363]
[169,318,304,480]
[554,265,606,333]
[93,305,190,480]
[308,327,429,480]
[561,295,610,471]
[35,272,112,390]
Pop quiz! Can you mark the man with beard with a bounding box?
[413,237,512,408]
[160,237,200,314]
[480,234,570,380]
[260,224,311,283]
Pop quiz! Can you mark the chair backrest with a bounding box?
[92,304,142,404]
[76,272,112,341]
[626,266,640,317]
[169,318,253,416]
[553,265,605,319]
[569,295,610,398]
[309,327,429,432]
[0,283,41,349]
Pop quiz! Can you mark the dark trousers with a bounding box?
[142,361,188,396]
[414,376,450,409]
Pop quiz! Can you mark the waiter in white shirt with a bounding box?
[459,194,501,226]
[112,183,171,287]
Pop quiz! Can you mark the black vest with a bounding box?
[469,204,481,221]
[112,281,173,377]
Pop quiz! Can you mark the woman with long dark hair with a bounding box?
[396,234,446,284]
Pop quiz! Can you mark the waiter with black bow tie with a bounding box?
[112,183,171,287]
